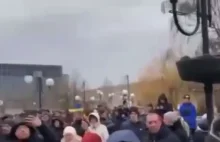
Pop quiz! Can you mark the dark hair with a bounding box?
[129,106,139,115]
[88,115,98,122]
[183,94,190,100]
[147,103,153,108]
[148,109,163,119]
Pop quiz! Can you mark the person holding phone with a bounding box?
[6,115,57,142]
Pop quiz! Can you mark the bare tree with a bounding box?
[101,77,113,100]
[70,70,84,106]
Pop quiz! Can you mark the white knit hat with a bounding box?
[164,111,180,125]
[63,126,76,136]
[202,113,207,119]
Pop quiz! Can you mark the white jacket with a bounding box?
[88,112,109,142]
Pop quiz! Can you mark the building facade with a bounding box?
[0,63,67,110]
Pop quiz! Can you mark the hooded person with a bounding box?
[156,93,173,115]
[51,118,64,141]
[88,112,109,142]
[72,118,89,137]
[61,126,82,142]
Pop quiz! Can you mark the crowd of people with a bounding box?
[0,93,219,142]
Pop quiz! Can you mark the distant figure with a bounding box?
[156,93,173,115]
[146,103,154,113]
[179,95,197,135]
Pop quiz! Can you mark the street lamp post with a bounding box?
[82,81,86,107]
[108,93,115,103]
[122,89,128,106]
[74,95,82,108]
[169,0,216,126]
[46,78,55,89]
[130,93,135,106]
[24,72,55,110]
[97,90,103,101]
[90,96,95,108]
[0,100,4,114]
[90,96,95,101]
[75,95,81,101]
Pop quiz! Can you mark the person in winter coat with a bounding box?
[61,126,82,142]
[88,112,109,142]
[156,93,173,115]
[138,106,147,123]
[0,119,14,135]
[179,95,197,135]
[111,108,127,131]
[51,118,64,141]
[120,106,146,141]
[163,111,189,142]
[193,115,208,142]
[100,111,115,134]
[72,118,89,137]
[143,111,181,142]
[41,114,51,124]
[0,120,14,141]
[6,115,57,142]
[82,132,102,142]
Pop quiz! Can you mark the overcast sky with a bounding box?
[0,0,170,87]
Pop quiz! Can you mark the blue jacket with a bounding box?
[179,102,197,129]
[120,120,146,141]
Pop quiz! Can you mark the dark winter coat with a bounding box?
[6,122,57,142]
[168,119,189,142]
[143,125,181,142]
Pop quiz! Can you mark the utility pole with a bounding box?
[200,0,213,126]
[126,75,130,102]
[171,0,215,126]
[82,81,86,107]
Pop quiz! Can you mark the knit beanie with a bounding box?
[63,126,76,136]
[164,111,180,125]
[82,132,102,142]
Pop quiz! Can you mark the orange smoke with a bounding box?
[134,52,183,105]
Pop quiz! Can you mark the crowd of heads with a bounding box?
[0,93,219,142]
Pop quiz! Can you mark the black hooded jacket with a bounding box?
[72,119,86,137]
[51,119,64,141]
[143,125,181,142]
[6,122,57,142]
[156,94,173,115]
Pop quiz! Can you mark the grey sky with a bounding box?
[0,0,170,88]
